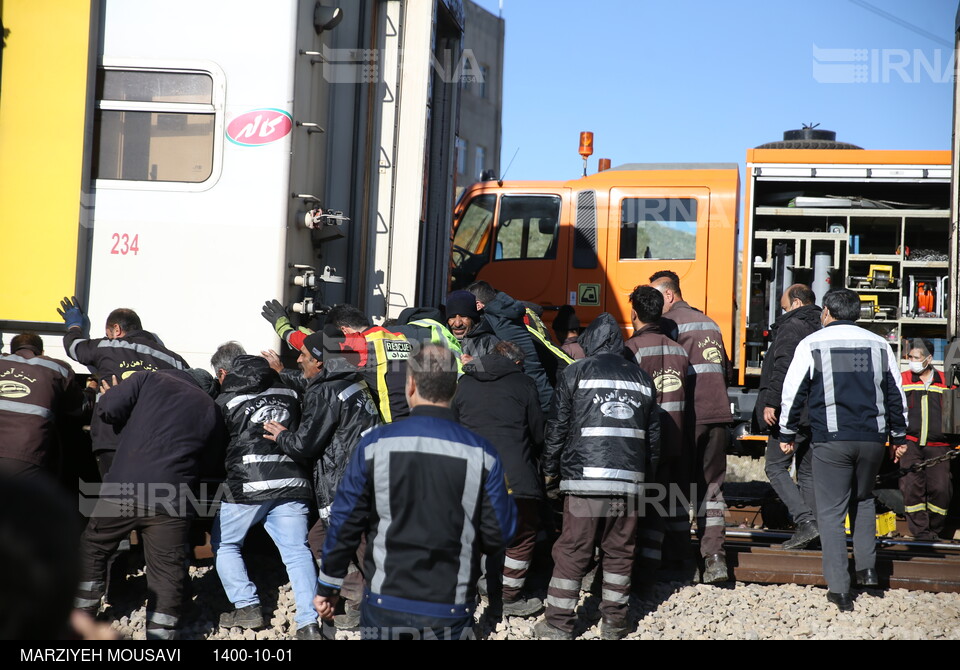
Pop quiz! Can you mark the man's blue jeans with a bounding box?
[212,499,318,630]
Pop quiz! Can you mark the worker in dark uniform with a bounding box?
[757,284,822,550]
[623,285,691,572]
[649,271,731,584]
[313,345,516,640]
[538,313,659,640]
[900,338,954,541]
[58,296,188,477]
[74,368,225,639]
[0,333,85,479]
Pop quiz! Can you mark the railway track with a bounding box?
[721,503,960,593]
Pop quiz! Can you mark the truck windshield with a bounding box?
[451,194,496,287]
[620,197,698,260]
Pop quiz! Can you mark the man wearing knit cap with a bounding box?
[445,290,482,343]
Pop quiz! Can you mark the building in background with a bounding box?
[456,0,504,200]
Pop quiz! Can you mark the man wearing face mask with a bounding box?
[756,285,822,550]
[900,338,954,541]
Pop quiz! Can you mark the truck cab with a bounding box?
[450,164,740,350]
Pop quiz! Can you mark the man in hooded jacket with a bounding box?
[466,282,572,412]
[452,340,545,617]
[537,313,659,640]
[211,347,321,640]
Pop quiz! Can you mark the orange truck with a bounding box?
[450,131,952,449]
[450,163,740,346]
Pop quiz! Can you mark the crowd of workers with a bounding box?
[0,272,953,640]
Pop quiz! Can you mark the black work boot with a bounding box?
[600,618,630,640]
[855,568,879,587]
[783,520,820,551]
[295,623,324,640]
[826,591,854,612]
[534,620,574,640]
[219,604,263,629]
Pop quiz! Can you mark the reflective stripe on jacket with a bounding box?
[901,369,950,447]
[661,302,731,425]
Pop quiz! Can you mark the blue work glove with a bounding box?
[57,296,85,330]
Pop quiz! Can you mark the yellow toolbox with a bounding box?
[845,511,897,537]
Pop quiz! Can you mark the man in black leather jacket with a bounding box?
[211,345,321,639]
[756,284,822,550]
[264,327,381,628]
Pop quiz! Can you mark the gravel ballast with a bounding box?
[102,456,959,640]
[105,563,960,640]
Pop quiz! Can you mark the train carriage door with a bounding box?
[606,187,711,332]
[476,191,568,310]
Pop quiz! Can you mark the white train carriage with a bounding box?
[0,0,465,369]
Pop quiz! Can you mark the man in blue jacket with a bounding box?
[779,289,907,612]
[313,345,516,640]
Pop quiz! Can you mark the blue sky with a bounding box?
[469,0,955,180]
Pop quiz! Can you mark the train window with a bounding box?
[100,70,213,104]
[619,197,698,260]
[494,195,560,262]
[93,68,216,183]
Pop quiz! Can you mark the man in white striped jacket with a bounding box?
[779,289,907,612]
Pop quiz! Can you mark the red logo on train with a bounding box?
[226,108,293,146]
